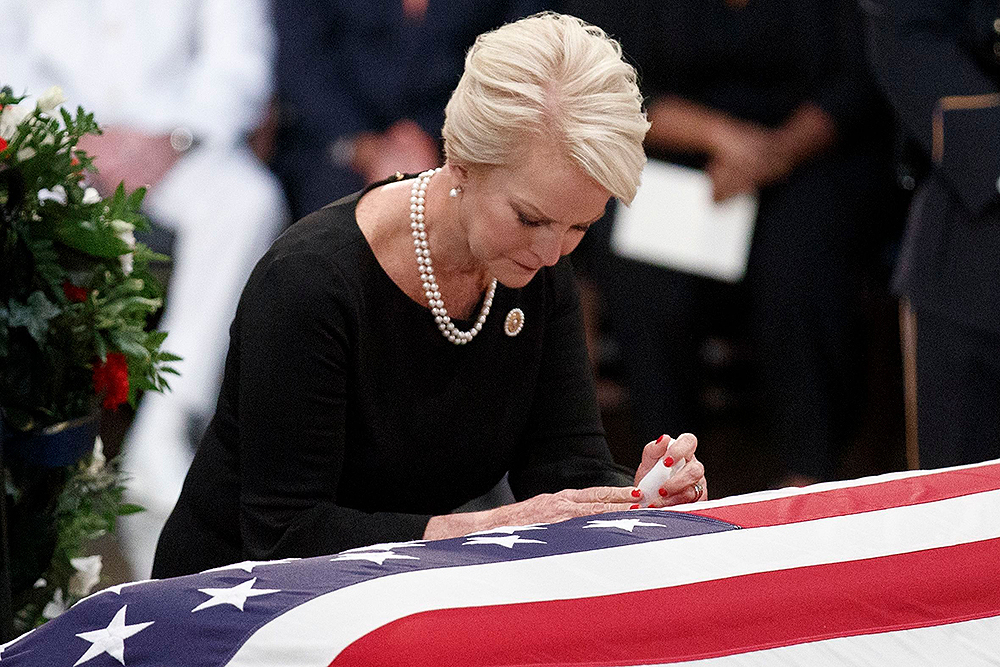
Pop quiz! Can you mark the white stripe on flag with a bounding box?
[226,488,1000,666]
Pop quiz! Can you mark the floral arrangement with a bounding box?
[6,438,137,633]
[0,85,178,633]
[0,86,178,427]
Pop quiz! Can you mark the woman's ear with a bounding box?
[448,161,471,187]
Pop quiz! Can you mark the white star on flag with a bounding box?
[342,540,426,553]
[468,523,548,535]
[462,535,547,549]
[202,558,298,574]
[191,578,280,612]
[331,552,420,565]
[583,518,668,533]
[73,605,153,665]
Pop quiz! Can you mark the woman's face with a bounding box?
[455,137,611,288]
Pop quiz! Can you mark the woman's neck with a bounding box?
[420,171,485,284]
[356,170,491,319]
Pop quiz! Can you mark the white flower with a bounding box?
[0,102,30,140]
[82,187,101,205]
[17,147,36,161]
[68,555,103,597]
[84,437,106,476]
[41,588,68,619]
[38,184,68,205]
[36,86,67,114]
[111,220,136,275]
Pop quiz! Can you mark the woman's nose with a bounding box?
[537,229,564,266]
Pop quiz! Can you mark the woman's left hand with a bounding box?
[633,432,707,507]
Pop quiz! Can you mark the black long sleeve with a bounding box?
[154,184,629,576]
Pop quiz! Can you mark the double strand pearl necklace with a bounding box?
[411,168,497,345]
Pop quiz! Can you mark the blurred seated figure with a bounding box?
[563,0,897,487]
[270,0,546,220]
[0,0,289,577]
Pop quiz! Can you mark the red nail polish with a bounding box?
[656,434,667,444]
[631,489,642,498]
[658,488,668,497]
[663,456,674,467]
[630,504,640,510]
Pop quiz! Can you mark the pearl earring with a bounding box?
[449,186,462,198]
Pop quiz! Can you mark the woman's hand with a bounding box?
[423,485,638,541]
[633,432,707,507]
[706,118,779,201]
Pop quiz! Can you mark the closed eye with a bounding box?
[517,209,593,233]
[517,212,545,228]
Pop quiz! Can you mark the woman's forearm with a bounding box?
[644,95,738,155]
[423,508,501,540]
[770,102,838,172]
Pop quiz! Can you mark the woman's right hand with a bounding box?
[423,486,639,541]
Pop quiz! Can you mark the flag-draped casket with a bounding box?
[3,460,999,666]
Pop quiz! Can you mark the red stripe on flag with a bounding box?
[330,537,1000,667]
[688,462,1000,528]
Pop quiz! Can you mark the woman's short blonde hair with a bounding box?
[442,12,650,204]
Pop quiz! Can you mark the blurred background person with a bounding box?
[269,0,548,221]
[562,0,899,488]
[0,0,289,577]
[864,0,1000,468]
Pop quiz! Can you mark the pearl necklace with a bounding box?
[411,168,497,345]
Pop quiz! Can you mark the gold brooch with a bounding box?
[504,308,524,337]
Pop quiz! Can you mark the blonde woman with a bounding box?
[153,13,707,578]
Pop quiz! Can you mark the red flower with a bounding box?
[62,281,89,303]
[0,137,7,153]
[93,352,130,410]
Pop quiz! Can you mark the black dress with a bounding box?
[152,177,631,578]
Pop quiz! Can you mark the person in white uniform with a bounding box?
[0,0,289,578]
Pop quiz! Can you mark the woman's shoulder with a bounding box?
[269,193,367,263]
[243,194,371,305]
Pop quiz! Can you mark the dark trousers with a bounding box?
[915,308,1000,469]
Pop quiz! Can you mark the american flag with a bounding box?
[2,460,999,666]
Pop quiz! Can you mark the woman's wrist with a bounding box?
[647,96,738,156]
[424,506,504,541]
[771,103,837,170]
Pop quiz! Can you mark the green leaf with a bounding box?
[116,503,144,516]
[55,221,131,258]
[108,329,149,360]
[145,330,168,348]
[7,292,61,344]
[126,187,146,211]
[94,331,108,360]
